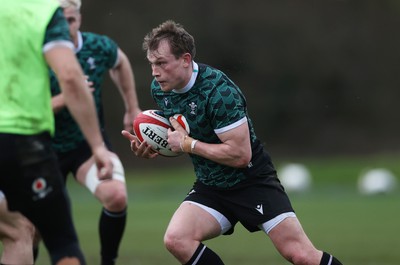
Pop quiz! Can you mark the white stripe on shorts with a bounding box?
[259,212,297,234]
[183,201,232,234]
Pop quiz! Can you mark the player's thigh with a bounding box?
[0,200,14,239]
[75,156,96,185]
[0,198,18,227]
[166,201,222,242]
[0,199,34,240]
[76,153,126,207]
[268,217,317,258]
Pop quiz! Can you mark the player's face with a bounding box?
[63,7,81,45]
[147,40,191,92]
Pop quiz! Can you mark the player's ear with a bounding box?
[181,53,192,67]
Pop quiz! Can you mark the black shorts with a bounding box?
[56,141,92,181]
[0,132,64,212]
[184,174,294,234]
[0,132,83,262]
[56,133,112,181]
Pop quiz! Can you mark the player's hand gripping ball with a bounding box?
[133,110,189,157]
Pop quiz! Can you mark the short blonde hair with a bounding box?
[58,0,81,10]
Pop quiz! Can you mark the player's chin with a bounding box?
[159,83,172,92]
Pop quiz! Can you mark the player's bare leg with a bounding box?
[268,217,343,265]
[164,202,224,264]
[76,153,127,265]
[268,217,321,264]
[0,195,35,265]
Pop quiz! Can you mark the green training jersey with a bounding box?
[50,31,118,153]
[151,62,275,189]
[0,2,70,135]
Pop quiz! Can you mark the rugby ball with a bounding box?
[173,113,190,134]
[279,163,312,193]
[358,168,397,195]
[133,110,189,157]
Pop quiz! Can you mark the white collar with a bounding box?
[173,61,199,94]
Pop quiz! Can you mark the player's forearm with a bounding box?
[61,78,104,149]
[188,139,251,168]
[180,122,252,168]
[120,79,140,113]
[110,50,140,112]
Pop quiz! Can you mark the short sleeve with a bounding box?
[208,84,247,133]
[95,35,119,69]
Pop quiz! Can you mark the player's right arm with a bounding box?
[110,49,142,132]
[43,8,113,179]
[52,76,94,113]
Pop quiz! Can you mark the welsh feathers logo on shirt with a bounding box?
[87,57,96,69]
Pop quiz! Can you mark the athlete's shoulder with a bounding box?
[80,32,118,66]
[197,63,231,84]
[196,63,238,94]
[197,63,220,77]
[81,32,117,47]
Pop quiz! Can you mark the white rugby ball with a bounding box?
[358,168,397,195]
[173,114,190,134]
[279,163,312,193]
[133,110,189,157]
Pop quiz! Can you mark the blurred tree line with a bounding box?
[79,0,400,168]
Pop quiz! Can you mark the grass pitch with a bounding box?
[15,155,400,264]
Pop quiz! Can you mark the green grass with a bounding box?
[7,155,400,264]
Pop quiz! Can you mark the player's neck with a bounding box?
[173,61,198,93]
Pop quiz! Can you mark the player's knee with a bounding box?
[164,229,186,255]
[108,190,127,211]
[1,216,35,251]
[101,183,127,211]
[14,214,35,242]
[21,218,35,241]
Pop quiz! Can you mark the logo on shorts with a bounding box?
[32,178,46,193]
[32,177,52,200]
[255,204,264,215]
[186,189,196,197]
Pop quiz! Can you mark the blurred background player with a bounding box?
[33,0,141,264]
[0,0,113,264]
[122,20,343,265]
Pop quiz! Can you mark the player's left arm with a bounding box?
[195,121,252,168]
[169,117,252,168]
[109,48,141,132]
